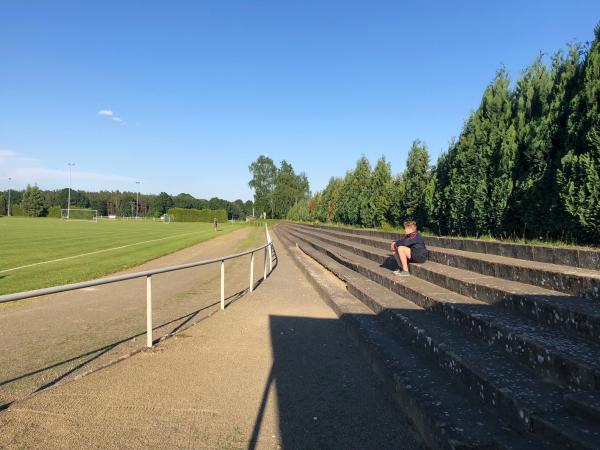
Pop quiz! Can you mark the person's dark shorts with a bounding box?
[409,253,427,264]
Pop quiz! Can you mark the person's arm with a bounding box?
[397,232,419,247]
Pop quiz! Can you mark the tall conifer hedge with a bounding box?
[294,23,600,244]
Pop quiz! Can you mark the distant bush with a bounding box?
[47,206,61,218]
[167,207,227,223]
[286,199,311,221]
[9,205,24,216]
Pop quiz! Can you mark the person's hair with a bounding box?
[403,220,417,229]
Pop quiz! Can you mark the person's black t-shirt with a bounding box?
[395,231,428,262]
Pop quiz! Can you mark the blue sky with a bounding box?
[1,1,598,200]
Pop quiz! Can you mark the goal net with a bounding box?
[161,214,174,223]
[61,208,98,221]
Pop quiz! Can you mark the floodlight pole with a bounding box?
[67,162,75,219]
[136,181,140,218]
[7,177,11,217]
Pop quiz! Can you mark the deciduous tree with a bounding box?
[248,156,277,218]
[21,185,45,217]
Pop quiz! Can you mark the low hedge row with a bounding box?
[8,205,24,216]
[47,206,62,218]
[167,207,228,223]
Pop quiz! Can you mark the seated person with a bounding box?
[390,220,428,276]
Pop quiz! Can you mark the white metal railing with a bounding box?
[0,225,275,348]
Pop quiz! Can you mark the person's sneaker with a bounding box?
[393,270,410,276]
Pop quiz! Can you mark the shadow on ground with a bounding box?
[0,292,243,411]
[248,315,420,450]
[0,241,280,411]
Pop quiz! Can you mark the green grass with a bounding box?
[0,217,249,295]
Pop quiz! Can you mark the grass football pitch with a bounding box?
[0,217,250,296]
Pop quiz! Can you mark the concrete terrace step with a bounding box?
[411,263,600,344]
[566,391,600,423]
[307,223,600,271]
[296,224,600,300]
[283,225,600,392]
[277,228,543,450]
[280,227,600,449]
[428,247,600,301]
[293,223,600,344]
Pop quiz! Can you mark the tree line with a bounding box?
[0,185,254,220]
[248,156,310,219]
[289,24,600,243]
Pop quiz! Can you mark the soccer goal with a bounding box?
[160,214,175,223]
[61,208,98,222]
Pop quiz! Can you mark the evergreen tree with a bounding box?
[509,47,583,238]
[401,140,431,227]
[362,156,392,227]
[302,22,600,242]
[445,70,516,235]
[243,200,254,217]
[558,27,600,240]
[308,192,322,221]
[508,56,553,235]
[335,171,354,224]
[0,192,6,215]
[316,179,333,222]
[336,157,371,226]
[21,184,45,217]
[286,199,311,221]
[386,175,405,227]
[318,177,342,222]
[425,145,453,234]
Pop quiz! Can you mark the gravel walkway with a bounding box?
[0,232,420,449]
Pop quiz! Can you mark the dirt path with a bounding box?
[0,226,268,408]
[0,231,420,450]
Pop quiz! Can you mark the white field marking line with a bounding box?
[0,231,205,274]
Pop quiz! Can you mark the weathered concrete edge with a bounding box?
[299,222,600,271]
[286,225,600,392]
[275,228,482,450]
[281,225,600,450]
[293,223,600,342]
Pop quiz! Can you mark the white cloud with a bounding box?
[13,167,137,183]
[0,148,137,190]
[98,109,125,125]
[0,149,41,166]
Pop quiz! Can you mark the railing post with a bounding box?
[220,260,225,310]
[268,242,273,272]
[249,251,254,293]
[265,224,273,272]
[263,246,268,281]
[146,275,153,348]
